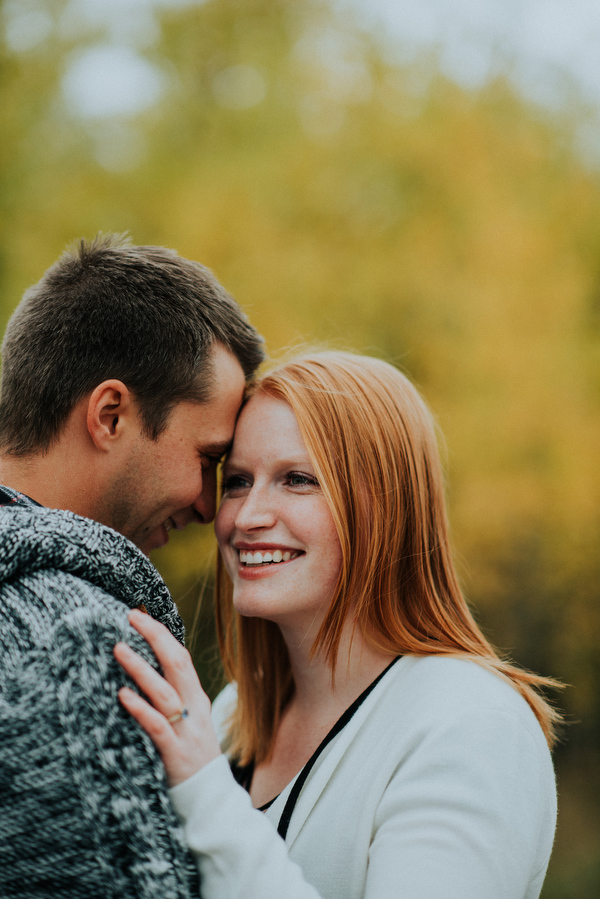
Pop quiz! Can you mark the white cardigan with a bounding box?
[169,655,557,899]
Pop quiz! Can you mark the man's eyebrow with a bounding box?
[201,441,232,456]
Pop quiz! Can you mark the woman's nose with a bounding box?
[234,485,277,531]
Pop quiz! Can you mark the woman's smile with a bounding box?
[235,542,305,580]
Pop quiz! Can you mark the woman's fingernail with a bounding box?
[118,686,135,702]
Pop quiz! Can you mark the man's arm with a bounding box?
[0,589,200,899]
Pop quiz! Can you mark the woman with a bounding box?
[115,351,560,899]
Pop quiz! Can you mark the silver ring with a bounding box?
[167,707,189,725]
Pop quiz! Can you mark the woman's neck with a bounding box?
[248,623,397,809]
[281,621,396,722]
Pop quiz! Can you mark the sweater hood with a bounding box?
[0,504,185,643]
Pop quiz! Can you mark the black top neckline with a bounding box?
[231,655,401,837]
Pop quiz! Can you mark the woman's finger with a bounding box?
[117,686,207,786]
[117,682,222,786]
[127,608,201,701]
[114,610,223,787]
[114,641,184,720]
[118,685,178,747]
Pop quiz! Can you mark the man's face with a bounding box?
[104,344,246,555]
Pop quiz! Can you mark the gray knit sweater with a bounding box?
[0,498,201,898]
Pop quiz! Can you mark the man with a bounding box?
[0,234,264,897]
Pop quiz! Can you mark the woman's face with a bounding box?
[215,392,342,635]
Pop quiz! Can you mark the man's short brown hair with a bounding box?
[0,234,264,455]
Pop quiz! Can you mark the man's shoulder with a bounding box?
[0,502,185,641]
[0,565,134,659]
[0,503,134,618]
[0,561,200,898]
[0,500,135,563]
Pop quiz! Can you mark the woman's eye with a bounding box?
[221,474,251,493]
[285,471,319,488]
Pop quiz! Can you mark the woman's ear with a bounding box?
[86,380,136,450]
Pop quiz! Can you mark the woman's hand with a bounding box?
[114,609,222,787]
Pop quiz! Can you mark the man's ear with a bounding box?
[86,380,137,451]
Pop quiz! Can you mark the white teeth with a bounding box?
[239,549,298,566]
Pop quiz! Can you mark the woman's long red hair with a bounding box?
[216,352,562,764]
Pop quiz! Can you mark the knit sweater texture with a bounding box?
[0,498,201,899]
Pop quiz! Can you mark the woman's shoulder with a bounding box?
[370,655,556,824]
[385,654,548,743]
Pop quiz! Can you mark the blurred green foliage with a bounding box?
[2,0,600,893]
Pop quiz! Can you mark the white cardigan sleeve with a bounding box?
[169,755,322,899]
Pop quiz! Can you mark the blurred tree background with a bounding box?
[1,0,600,894]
